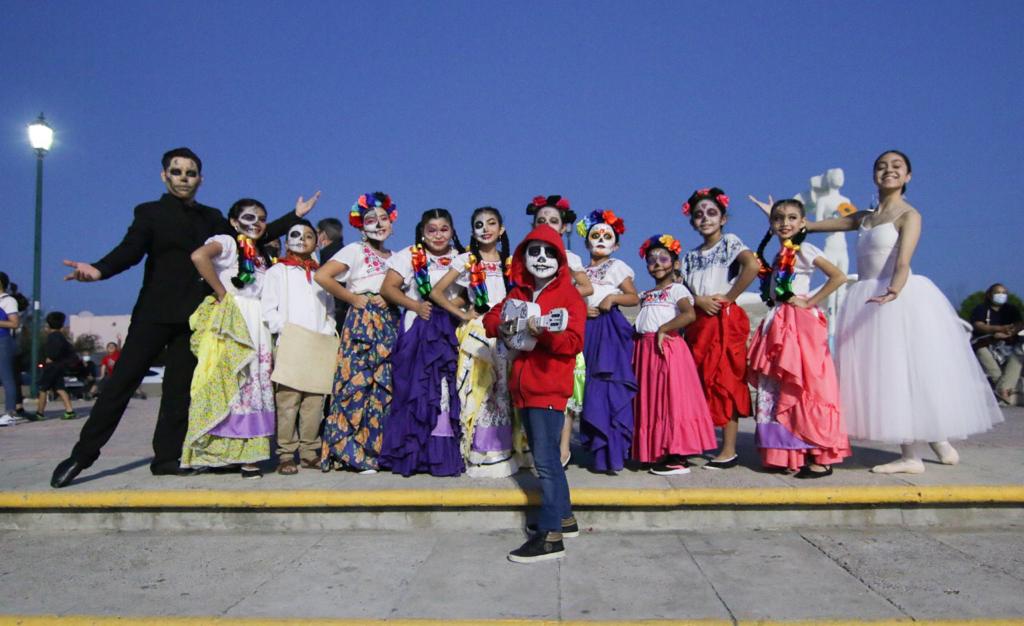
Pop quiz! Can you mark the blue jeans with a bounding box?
[0,335,18,413]
[522,407,573,532]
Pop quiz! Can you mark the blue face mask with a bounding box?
[992,293,1008,306]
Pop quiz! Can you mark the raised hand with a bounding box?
[63,260,101,282]
[294,191,322,217]
[748,194,774,216]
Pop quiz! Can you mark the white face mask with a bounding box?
[587,224,616,255]
[992,293,1008,305]
[524,242,559,280]
[236,207,266,237]
[286,226,315,254]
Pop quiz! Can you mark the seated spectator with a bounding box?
[90,341,121,398]
[971,283,1023,405]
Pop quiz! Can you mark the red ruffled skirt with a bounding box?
[747,304,851,470]
[685,303,753,426]
[631,333,717,462]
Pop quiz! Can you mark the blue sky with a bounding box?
[1,0,1021,315]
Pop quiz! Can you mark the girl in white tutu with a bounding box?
[752,150,1003,473]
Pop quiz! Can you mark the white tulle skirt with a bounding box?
[835,274,1003,443]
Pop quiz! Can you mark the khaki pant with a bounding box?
[275,385,324,463]
[975,346,1023,396]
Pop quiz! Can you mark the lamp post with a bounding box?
[27,113,53,397]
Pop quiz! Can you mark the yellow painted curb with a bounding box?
[0,485,1022,510]
[0,616,1020,626]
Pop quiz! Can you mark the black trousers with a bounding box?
[71,321,195,471]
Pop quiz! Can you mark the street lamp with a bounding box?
[27,113,53,397]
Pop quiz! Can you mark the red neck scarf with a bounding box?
[278,253,319,283]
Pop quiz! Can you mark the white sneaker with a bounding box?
[0,414,17,427]
[358,468,378,475]
[929,441,960,465]
[870,458,925,474]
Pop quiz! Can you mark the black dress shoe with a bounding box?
[51,457,89,488]
[795,465,833,479]
[151,463,204,476]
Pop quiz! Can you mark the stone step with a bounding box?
[3,485,1021,532]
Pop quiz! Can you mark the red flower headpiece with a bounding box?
[682,187,730,217]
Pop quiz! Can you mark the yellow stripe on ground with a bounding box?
[0,485,1023,509]
[0,616,1021,626]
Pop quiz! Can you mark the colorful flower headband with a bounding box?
[681,188,730,216]
[638,234,682,259]
[525,195,577,225]
[349,192,398,229]
[576,209,626,239]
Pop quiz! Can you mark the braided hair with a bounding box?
[227,199,272,289]
[411,208,465,298]
[755,199,808,307]
[466,206,512,313]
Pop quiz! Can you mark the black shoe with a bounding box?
[527,517,580,538]
[795,465,833,479]
[151,463,204,477]
[240,467,263,480]
[650,457,691,475]
[702,455,738,470]
[51,457,90,488]
[508,534,565,563]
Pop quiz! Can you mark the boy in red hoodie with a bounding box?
[484,225,585,563]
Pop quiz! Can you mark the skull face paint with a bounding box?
[233,206,267,239]
[286,225,317,255]
[161,157,202,202]
[362,207,392,242]
[524,241,559,280]
[473,211,504,244]
[586,223,617,256]
[422,218,453,255]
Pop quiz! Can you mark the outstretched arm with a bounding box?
[264,191,321,241]
[749,194,863,233]
[68,205,155,282]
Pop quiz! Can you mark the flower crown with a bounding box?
[638,233,682,259]
[576,209,626,239]
[526,195,577,225]
[349,192,398,229]
[681,187,730,216]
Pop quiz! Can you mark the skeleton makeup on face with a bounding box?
[362,207,392,241]
[286,225,317,254]
[524,241,560,280]
[587,223,617,256]
[473,212,503,244]
[234,206,267,238]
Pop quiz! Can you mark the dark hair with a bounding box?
[874,149,912,194]
[986,283,1007,299]
[526,195,577,226]
[106,342,118,349]
[685,187,728,224]
[45,311,66,330]
[0,272,8,291]
[415,208,465,254]
[227,199,272,289]
[468,207,512,312]
[161,147,202,173]
[755,199,808,306]
[316,217,343,244]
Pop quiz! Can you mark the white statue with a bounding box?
[796,168,855,341]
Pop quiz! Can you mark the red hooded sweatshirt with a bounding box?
[483,225,586,411]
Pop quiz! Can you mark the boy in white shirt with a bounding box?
[261,221,336,474]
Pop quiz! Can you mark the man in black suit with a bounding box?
[52,147,316,488]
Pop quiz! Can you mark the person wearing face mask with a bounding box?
[52,147,316,488]
[379,209,466,477]
[971,283,1023,405]
[576,210,640,474]
[483,225,585,563]
[315,192,400,473]
[261,221,336,474]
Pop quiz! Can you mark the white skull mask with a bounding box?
[286,225,314,254]
[587,223,616,255]
[236,207,266,237]
[524,241,559,280]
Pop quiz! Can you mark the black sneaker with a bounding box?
[508,534,565,563]
[702,454,738,470]
[650,458,690,475]
[527,517,580,538]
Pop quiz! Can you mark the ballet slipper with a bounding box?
[870,458,925,474]
[929,441,960,465]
